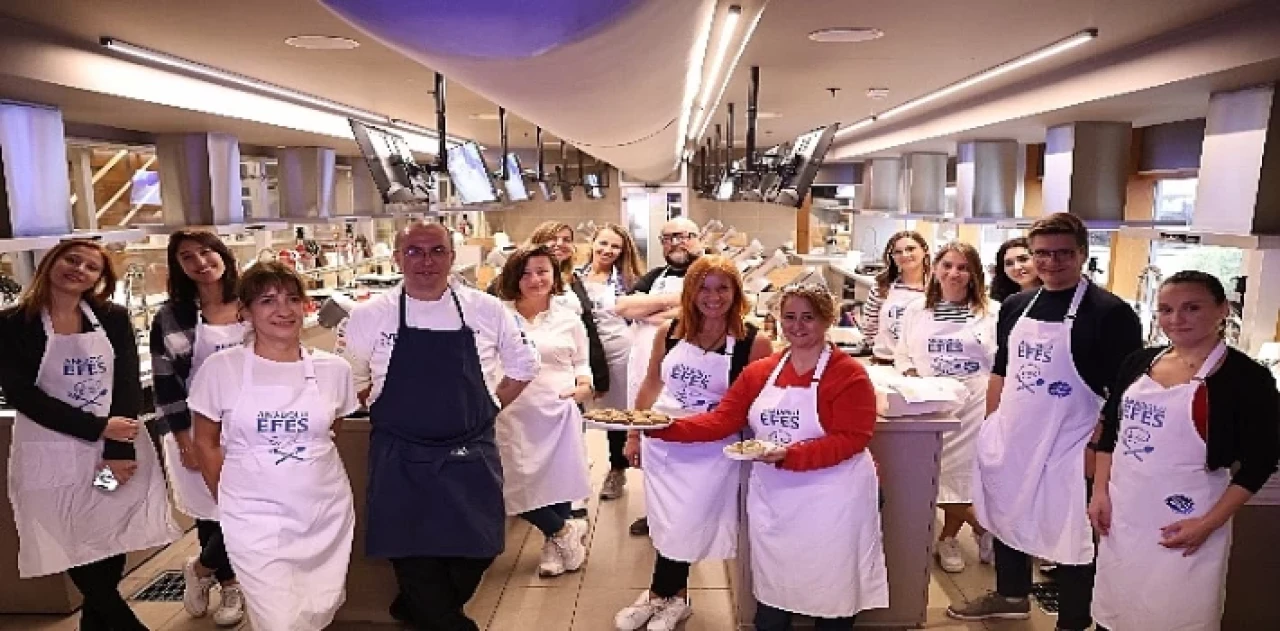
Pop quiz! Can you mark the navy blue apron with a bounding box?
[365,288,505,559]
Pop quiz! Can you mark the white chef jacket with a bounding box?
[336,283,540,406]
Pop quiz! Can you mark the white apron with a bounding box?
[871,284,923,361]
[496,309,591,515]
[902,307,994,503]
[974,280,1100,565]
[626,269,685,407]
[1093,342,1233,631]
[161,315,248,520]
[747,347,888,618]
[219,347,354,631]
[643,335,742,561]
[7,303,178,578]
[582,277,632,411]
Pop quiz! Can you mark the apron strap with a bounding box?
[240,342,315,389]
[767,345,833,388]
[40,301,102,336]
[1021,278,1089,321]
[811,344,834,383]
[398,285,469,332]
[1192,341,1229,383]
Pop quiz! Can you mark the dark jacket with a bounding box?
[0,302,143,460]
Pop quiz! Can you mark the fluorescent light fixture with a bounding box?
[808,27,884,43]
[675,4,717,158]
[690,3,763,143]
[389,118,468,147]
[688,5,745,140]
[877,29,1097,121]
[284,35,360,50]
[102,37,387,123]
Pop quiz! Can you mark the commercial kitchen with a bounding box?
[1,1,1279,630]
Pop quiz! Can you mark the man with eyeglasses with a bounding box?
[613,217,704,536]
[336,221,539,629]
[950,213,1141,631]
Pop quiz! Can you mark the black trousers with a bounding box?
[607,430,630,470]
[66,554,148,631]
[994,538,1095,630]
[755,602,856,631]
[520,502,572,538]
[195,519,236,583]
[391,556,495,631]
[650,553,691,598]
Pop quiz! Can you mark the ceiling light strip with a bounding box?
[834,28,1097,139]
[691,3,764,143]
[101,37,464,147]
[676,5,721,159]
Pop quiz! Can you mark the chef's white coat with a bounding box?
[336,283,540,405]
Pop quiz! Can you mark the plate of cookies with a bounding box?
[583,408,673,431]
[723,439,783,461]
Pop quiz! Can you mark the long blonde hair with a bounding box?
[924,241,990,316]
[588,223,643,290]
[18,239,118,320]
[671,256,749,341]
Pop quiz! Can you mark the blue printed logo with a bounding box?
[1165,494,1195,515]
[1047,381,1072,398]
[1015,364,1045,393]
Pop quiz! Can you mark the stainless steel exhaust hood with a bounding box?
[155,133,245,227]
[956,140,1023,219]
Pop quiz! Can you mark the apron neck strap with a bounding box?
[1023,278,1089,320]
[241,342,316,388]
[40,301,101,336]
[770,344,833,386]
[398,285,467,330]
[1191,341,1229,382]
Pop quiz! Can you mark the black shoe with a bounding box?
[570,507,588,519]
[629,516,649,536]
[389,594,415,625]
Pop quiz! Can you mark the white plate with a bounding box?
[722,440,782,461]
[583,419,672,432]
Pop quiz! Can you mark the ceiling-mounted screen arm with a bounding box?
[435,72,447,172]
[535,126,545,181]
[727,102,735,170]
[499,106,508,180]
[746,65,759,172]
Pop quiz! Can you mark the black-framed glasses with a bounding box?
[1031,248,1080,261]
[660,232,695,245]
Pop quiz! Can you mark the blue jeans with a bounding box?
[520,502,572,538]
[754,603,856,631]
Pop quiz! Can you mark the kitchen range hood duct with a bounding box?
[0,101,72,238]
[276,147,337,220]
[1193,84,1280,235]
[155,132,245,226]
[955,140,1024,219]
[899,152,947,215]
[1042,121,1131,221]
[857,157,901,212]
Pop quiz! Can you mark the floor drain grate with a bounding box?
[1030,581,1060,615]
[133,570,185,602]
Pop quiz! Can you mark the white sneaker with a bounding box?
[212,584,245,627]
[615,592,666,630]
[937,537,965,573]
[553,520,588,572]
[182,557,216,617]
[975,531,995,565]
[538,539,566,577]
[647,596,692,631]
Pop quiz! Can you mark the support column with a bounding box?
[69,147,98,230]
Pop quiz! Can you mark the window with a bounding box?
[1149,242,1245,291]
[1154,178,1197,223]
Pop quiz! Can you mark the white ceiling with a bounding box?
[0,0,1271,170]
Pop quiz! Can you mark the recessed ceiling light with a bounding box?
[808,27,884,43]
[866,87,890,100]
[469,113,501,121]
[284,35,360,50]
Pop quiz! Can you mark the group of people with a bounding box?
[0,210,1275,631]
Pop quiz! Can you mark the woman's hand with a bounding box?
[1160,516,1223,556]
[758,446,788,464]
[103,460,138,486]
[1088,491,1112,536]
[560,382,593,404]
[102,417,140,442]
[624,432,642,468]
[173,431,201,470]
[903,368,920,377]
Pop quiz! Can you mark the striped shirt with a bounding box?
[931,301,975,323]
[859,281,924,338]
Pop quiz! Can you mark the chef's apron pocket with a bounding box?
[9,442,88,491]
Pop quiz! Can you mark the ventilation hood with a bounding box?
[319,0,766,182]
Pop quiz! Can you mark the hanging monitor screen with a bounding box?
[766,124,839,208]
[349,119,435,204]
[503,153,530,201]
[447,142,500,204]
[584,172,605,199]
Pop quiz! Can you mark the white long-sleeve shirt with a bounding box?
[336,283,539,406]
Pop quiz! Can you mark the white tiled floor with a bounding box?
[0,432,1062,630]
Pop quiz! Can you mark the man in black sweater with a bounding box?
[949,213,1142,631]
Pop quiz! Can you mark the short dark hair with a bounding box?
[1162,270,1227,305]
[1027,212,1088,249]
[237,261,308,307]
[497,245,563,301]
[167,230,239,306]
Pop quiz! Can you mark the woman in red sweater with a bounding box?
[651,284,888,631]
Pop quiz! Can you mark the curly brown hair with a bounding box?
[778,283,839,327]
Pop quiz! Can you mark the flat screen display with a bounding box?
[584,173,605,199]
[349,119,434,204]
[446,142,500,204]
[502,153,529,201]
[769,124,838,208]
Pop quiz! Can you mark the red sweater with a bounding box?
[652,348,878,471]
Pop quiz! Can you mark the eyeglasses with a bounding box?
[402,245,451,261]
[660,232,695,245]
[1031,248,1080,261]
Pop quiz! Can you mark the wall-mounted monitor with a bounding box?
[446,142,500,204]
[502,153,530,202]
[584,172,605,199]
[766,124,839,208]
[537,180,557,201]
[349,119,435,203]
